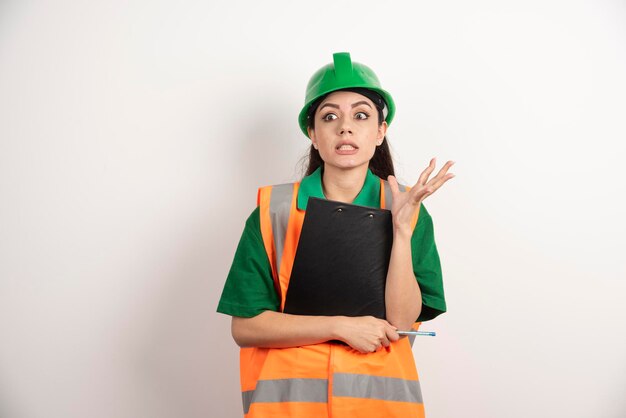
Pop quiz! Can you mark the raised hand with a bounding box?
[387,158,455,235]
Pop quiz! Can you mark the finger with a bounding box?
[430,172,456,191]
[386,328,400,342]
[381,335,391,348]
[387,175,400,197]
[431,161,454,185]
[416,157,437,187]
[408,184,434,205]
[384,325,400,342]
[407,159,437,203]
[415,161,454,199]
[425,171,455,195]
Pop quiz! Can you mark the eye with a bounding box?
[322,113,338,121]
[355,112,369,120]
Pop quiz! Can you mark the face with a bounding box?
[308,90,387,172]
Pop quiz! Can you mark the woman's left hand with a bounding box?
[387,158,455,236]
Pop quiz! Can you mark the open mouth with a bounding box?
[336,142,358,151]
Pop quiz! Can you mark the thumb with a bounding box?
[385,326,400,341]
[387,175,400,196]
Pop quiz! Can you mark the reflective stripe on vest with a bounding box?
[242,373,423,414]
[257,183,299,302]
[268,184,294,279]
[242,378,328,414]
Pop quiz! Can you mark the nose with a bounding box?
[338,119,353,136]
[339,128,353,135]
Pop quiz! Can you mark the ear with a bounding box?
[376,121,388,145]
[308,127,318,149]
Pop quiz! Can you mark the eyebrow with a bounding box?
[318,101,373,112]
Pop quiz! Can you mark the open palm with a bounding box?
[387,158,455,234]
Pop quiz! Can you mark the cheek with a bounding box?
[314,128,334,147]
[366,126,382,145]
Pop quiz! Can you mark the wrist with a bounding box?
[330,316,348,342]
[392,226,412,240]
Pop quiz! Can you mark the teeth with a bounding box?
[338,145,356,150]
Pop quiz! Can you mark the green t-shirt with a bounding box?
[217,167,447,322]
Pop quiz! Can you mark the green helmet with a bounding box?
[298,52,396,138]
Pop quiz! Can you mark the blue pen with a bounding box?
[396,330,436,337]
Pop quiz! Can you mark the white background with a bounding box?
[1,1,625,417]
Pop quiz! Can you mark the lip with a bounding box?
[336,140,358,149]
[335,141,359,155]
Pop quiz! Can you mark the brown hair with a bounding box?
[303,88,396,179]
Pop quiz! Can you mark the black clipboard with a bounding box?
[283,197,393,319]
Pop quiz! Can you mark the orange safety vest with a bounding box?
[240,179,424,418]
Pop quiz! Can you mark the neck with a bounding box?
[321,164,369,203]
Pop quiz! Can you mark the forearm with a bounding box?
[233,311,402,353]
[231,310,341,348]
[385,229,422,330]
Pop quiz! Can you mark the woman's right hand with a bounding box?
[333,316,400,353]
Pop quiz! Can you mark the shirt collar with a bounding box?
[297,166,381,210]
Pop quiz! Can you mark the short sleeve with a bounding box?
[216,206,280,318]
[411,203,447,322]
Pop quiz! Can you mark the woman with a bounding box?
[217,52,454,418]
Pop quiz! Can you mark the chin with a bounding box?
[327,160,368,171]
[320,152,374,172]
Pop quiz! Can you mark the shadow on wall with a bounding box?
[236,94,311,188]
[128,217,239,418]
[0,386,15,418]
[128,95,305,418]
